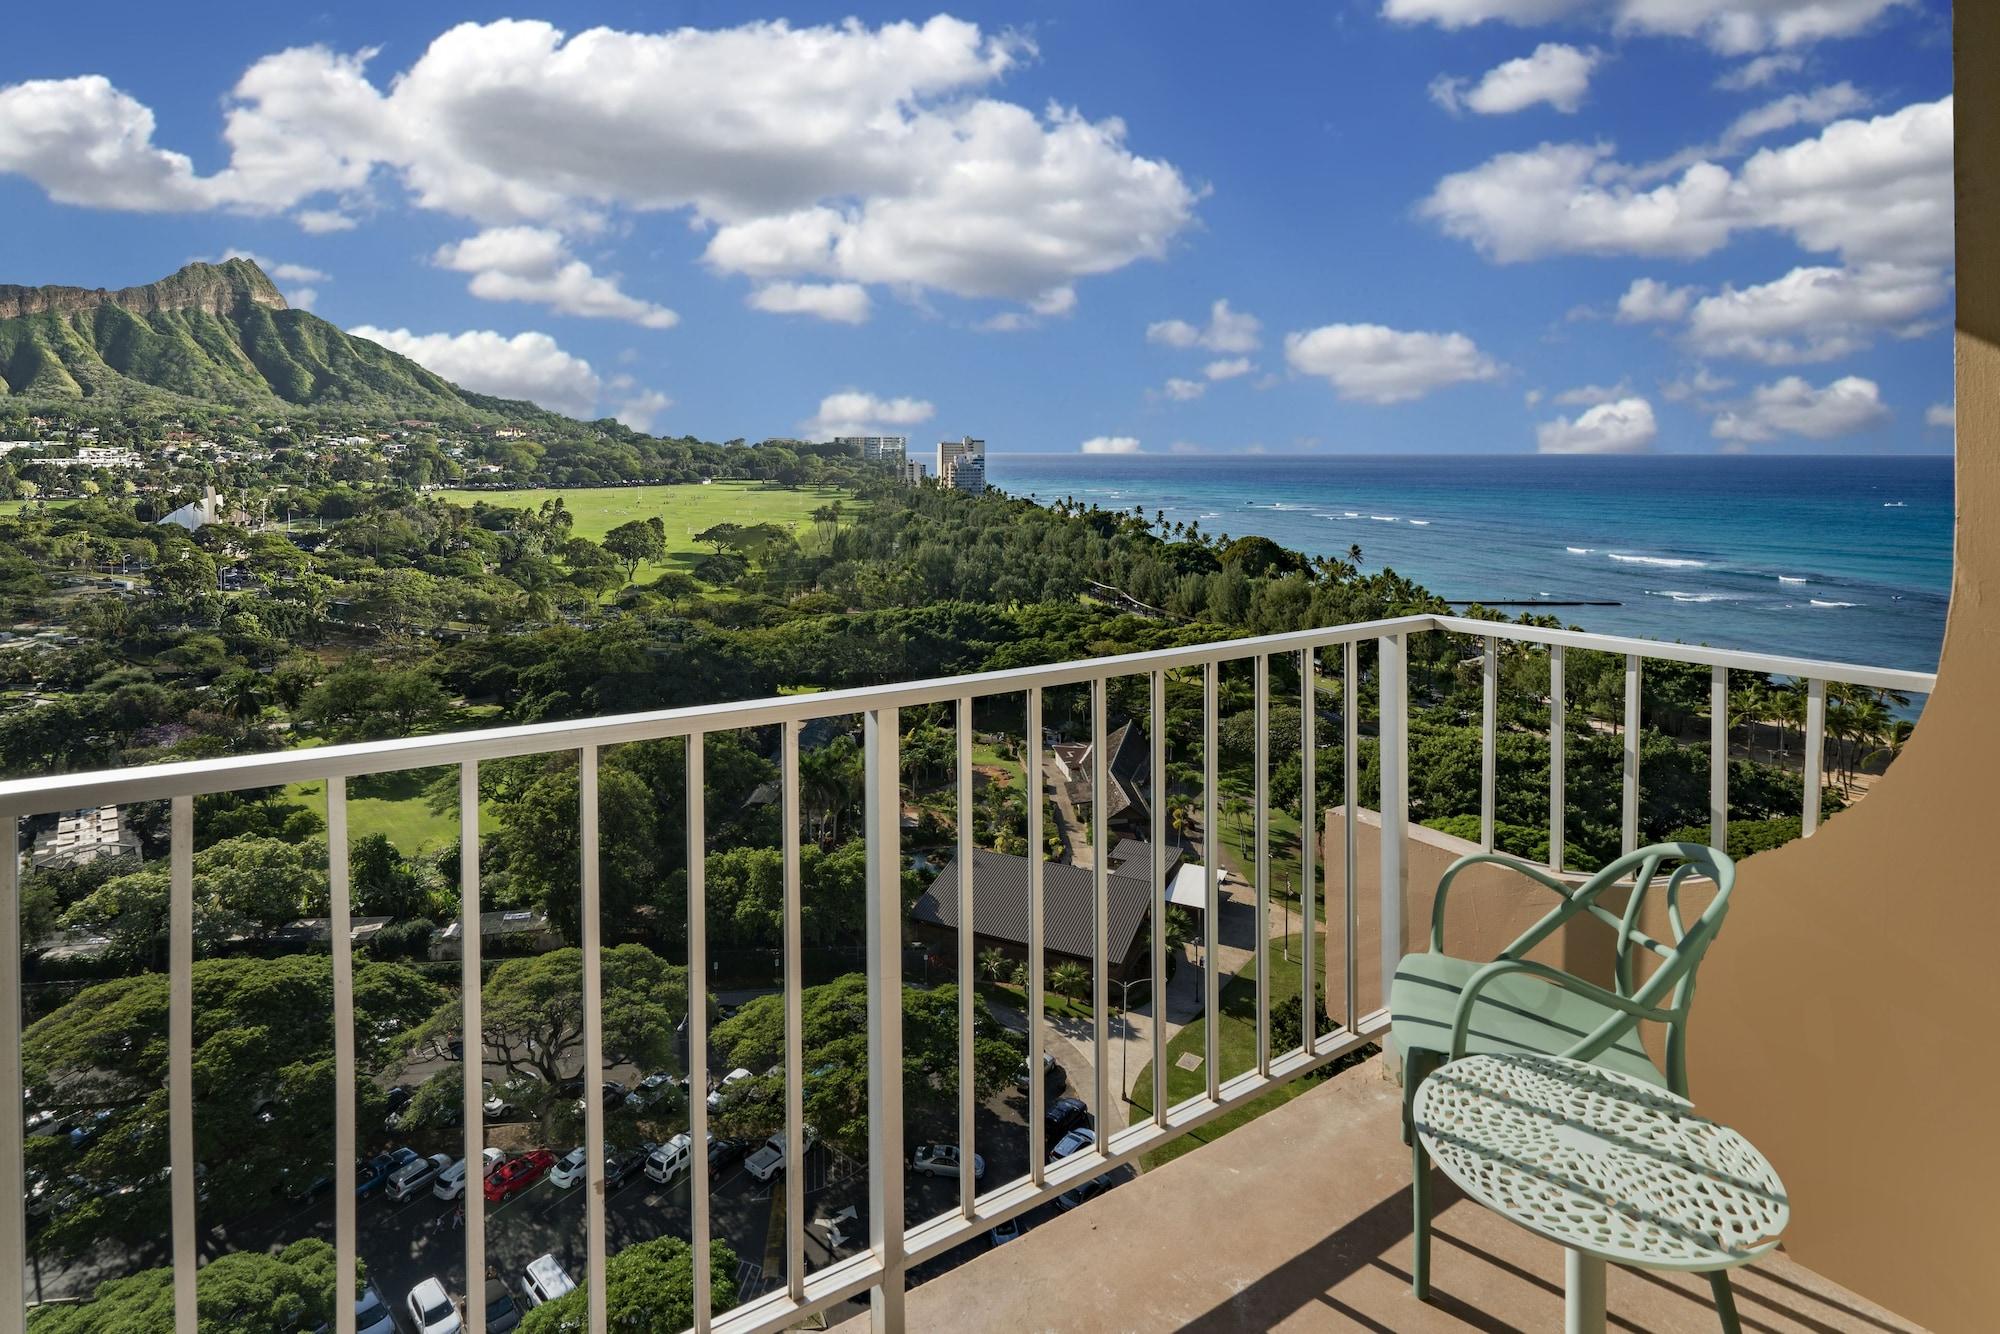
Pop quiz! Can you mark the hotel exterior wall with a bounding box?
[1684,15,1995,1328]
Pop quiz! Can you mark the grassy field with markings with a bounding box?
[432,480,856,585]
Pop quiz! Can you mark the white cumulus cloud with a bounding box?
[1710,374,1889,442]
[1205,357,1255,381]
[1163,378,1206,401]
[1146,299,1262,353]
[1716,53,1806,89]
[434,226,677,328]
[1383,0,1910,53]
[1284,323,1499,404]
[1431,44,1601,116]
[1684,262,1947,363]
[1080,436,1142,454]
[1926,401,1954,429]
[1616,278,1696,323]
[1536,396,1659,453]
[1420,96,1951,268]
[747,281,872,324]
[0,17,1197,315]
[802,390,936,440]
[349,325,603,417]
[614,389,674,433]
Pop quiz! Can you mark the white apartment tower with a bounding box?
[834,435,908,465]
[936,436,986,494]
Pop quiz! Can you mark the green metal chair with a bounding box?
[1394,841,1741,1329]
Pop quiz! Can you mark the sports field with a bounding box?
[432,480,855,584]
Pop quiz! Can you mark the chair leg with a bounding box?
[1412,1133,1433,1301]
[1708,1271,1741,1334]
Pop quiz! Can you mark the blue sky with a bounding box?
[0,1,1955,454]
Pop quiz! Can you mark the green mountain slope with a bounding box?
[0,259,537,418]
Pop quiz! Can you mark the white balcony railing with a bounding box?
[0,614,1938,1334]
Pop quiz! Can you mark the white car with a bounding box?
[550,1147,588,1189]
[911,1144,984,1179]
[645,1133,693,1184]
[706,1067,752,1110]
[406,1276,462,1334]
[744,1125,815,1183]
[432,1148,506,1201]
[354,1281,397,1334]
[523,1253,576,1308]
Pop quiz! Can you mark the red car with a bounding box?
[483,1149,556,1203]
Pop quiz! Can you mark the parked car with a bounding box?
[357,1148,421,1198]
[522,1253,576,1308]
[645,1133,693,1184]
[484,1149,555,1203]
[708,1134,750,1171]
[550,1147,589,1189]
[707,1067,753,1110]
[1057,1174,1114,1211]
[433,1148,505,1200]
[911,1144,985,1179]
[1045,1097,1090,1139]
[406,1276,462,1334]
[484,1078,536,1121]
[626,1072,677,1109]
[988,1217,1022,1247]
[1014,1051,1058,1090]
[382,1085,413,1118]
[276,1166,333,1203]
[1050,1127,1097,1161]
[744,1126,815,1183]
[67,1109,111,1149]
[354,1281,397,1334]
[484,1276,524,1333]
[388,1152,454,1202]
[606,1145,651,1189]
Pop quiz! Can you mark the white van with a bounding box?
[387,1153,453,1203]
[522,1253,575,1308]
[644,1133,692,1184]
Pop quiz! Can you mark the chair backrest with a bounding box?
[1573,842,1735,1092]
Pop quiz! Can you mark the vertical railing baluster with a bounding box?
[1549,647,1566,874]
[0,810,20,1331]
[863,708,905,1330]
[1710,666,1730,852]
[170,795,197,1334]
[1622,654,1642,858]
[1090,678,1110,1132]
[459,762,486,1334]
[1202,661,1220,1103]
[1804,679,1827,835]
[781,722,805,1303]
[327,782,355,1334]
[1253,654,1270,1074]
[954,697,975,1219]
[1377,633,1408,1014]
[1480,637,1498,853]
[1300,649,1317,1053]
[1148,671,1167,1126]
[579,747,607,1334]
[1342,641,1358,1035]
[686,734,711,1332]
[1027,689,1047,1176]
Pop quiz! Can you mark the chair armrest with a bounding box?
[1448,957,1674,1063]
[1430,852,1578,954]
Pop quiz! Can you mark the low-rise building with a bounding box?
[30,806,143,870]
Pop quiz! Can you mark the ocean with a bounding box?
[982,454,1954,675]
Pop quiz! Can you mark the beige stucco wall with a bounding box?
[1680,14,1997,1328]
[1326,17,1993,1327]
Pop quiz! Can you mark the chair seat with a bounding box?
[1390,952,1665,1088]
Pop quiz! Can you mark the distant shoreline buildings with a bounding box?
[836,432,986,493]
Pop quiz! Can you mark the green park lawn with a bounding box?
[431,480,858,586]
[0,498,77,516]
[283,769,496,858]
[1127,933,1337,1168]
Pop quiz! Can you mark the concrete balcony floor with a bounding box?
[846,1056,1922,1333]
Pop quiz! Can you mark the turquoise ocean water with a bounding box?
[983,454,1953,674]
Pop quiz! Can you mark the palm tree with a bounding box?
[1049,960,1089,1000]
[1772,683,1806,761]
[214,670,268,723]
[1348,543,1364,565]
[977,946,1010,984]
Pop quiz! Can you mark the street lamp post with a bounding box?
[1113,974,1147,1105]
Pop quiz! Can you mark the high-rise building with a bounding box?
[834,435,908,464]
[936,436,986,494]
[901,458,929,486]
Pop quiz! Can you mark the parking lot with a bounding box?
[27,1056,1131,1327]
